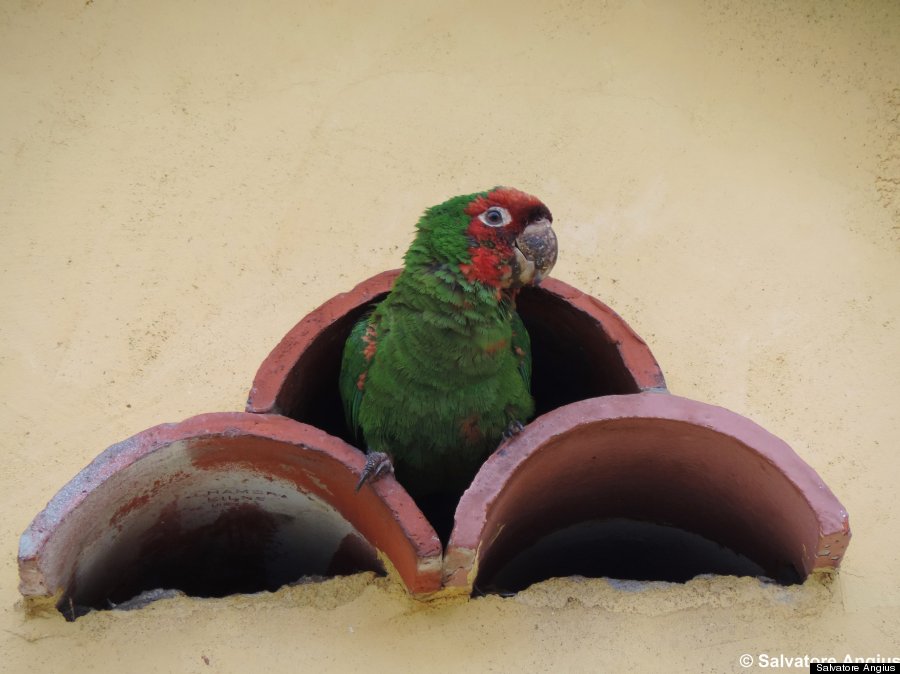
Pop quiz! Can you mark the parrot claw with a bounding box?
[355,451,394,492]
[502,420,525,440]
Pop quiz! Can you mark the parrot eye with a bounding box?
[479,207,511,228]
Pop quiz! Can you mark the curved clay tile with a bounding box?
[246,269,667,436]
[444,393,850,594]
[18,412,442,615]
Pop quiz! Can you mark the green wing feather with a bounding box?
[510,310,532,392]
[339,311,376,442]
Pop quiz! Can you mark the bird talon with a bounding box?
[355,451,394,492]
[502,419,526,440]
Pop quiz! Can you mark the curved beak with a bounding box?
[512,217,558,286]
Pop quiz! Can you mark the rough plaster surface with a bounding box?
[1,1,898,672]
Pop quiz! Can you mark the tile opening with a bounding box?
[266,282,661,441]
[444,395,850,595]
[57,499,384,620]
[19,414,442,618]
[473,518,797,596]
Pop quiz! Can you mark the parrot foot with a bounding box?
[355,451,394,492]
[502,419,525,440]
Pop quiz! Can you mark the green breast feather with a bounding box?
[339,281,534,496]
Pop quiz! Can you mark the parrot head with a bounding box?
[412,187,558,290]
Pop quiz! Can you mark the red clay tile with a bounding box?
[444,393,851,593]
[18,412,442,612]
[247,269,667,437]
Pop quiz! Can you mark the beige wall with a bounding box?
[1,1,898,671]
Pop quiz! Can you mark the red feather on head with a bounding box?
[459,187,553,288]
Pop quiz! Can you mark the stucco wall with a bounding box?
[1,1,898,671]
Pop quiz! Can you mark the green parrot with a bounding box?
[339,187,558,504]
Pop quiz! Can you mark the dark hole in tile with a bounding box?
[57,503,384,620]
[472,518,800,596]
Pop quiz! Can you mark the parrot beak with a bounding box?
[512,217,557,286]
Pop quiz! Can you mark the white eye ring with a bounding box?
[478,206,511,228]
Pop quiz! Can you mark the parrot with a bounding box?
[338,187,558,509]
